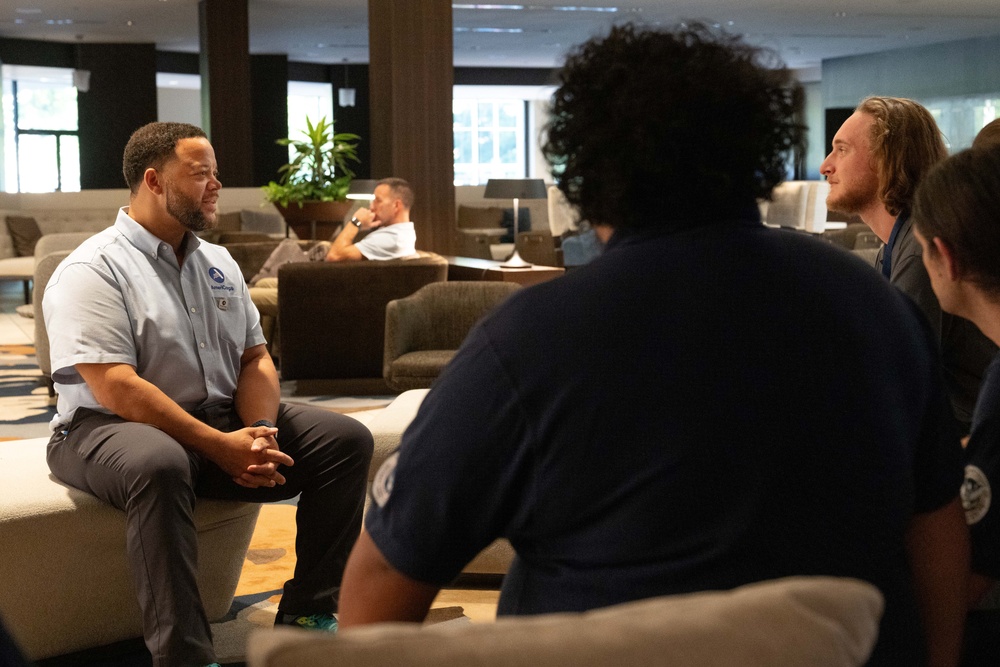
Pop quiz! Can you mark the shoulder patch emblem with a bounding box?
[962,464,991,525]
[371,451,399,508]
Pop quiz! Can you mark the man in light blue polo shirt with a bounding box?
[43,122,373,667]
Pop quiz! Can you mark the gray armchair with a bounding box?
[383,281,520,391]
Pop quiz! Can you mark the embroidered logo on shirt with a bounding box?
[215,297,229,311]
[962,464,991,525]
[208,267,225,283]
[371,451,398,508]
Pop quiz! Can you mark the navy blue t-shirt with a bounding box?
[966,352,1000,578]
[367,219,962,666]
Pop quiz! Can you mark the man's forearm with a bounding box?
[906,496,970,667]
[77,362,224,456]
[235,344,280,427]
[326,222,364,261]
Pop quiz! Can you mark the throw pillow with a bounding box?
[457,205,504,230]
[249,238,311,286]
[5,216,42,256]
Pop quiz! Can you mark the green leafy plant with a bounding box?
[262,116,361,208]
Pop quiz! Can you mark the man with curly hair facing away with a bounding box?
[340,24,968,667]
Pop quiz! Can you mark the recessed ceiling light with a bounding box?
[552,6,618,12]
[455,26,524,33]
[453,4,525,9]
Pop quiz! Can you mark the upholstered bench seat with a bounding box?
[364,390,514,576]
[0,437,261,660]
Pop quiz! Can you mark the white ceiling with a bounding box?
[2,0,1000,72]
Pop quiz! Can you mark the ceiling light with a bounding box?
[455,27,524,33]
[551,6,618,12]
[453,4,525,9]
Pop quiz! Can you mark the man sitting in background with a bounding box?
[821,97,996,433]
[249,177,417,354]
[339,23,968,667]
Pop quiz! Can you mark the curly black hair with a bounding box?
[123,122,207,194]
[543,23,804,231]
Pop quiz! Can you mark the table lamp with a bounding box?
[483,178,547,268]
[346,179,379,201]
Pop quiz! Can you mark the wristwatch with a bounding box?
[351,216,362,229]
[251,419,275,428]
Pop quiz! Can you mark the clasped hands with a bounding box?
[220,425,295,489]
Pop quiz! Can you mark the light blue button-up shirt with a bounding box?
[44,208,266,430]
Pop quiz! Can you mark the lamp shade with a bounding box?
[483,178,547,200]
[346,179,379,200]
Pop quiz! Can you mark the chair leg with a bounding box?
[23,279,31,305]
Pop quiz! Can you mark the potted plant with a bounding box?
[262,115,361,239]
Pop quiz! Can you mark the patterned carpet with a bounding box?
[0,345,53,440]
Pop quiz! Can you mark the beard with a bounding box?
[165,185,215,233]
[826,179,879,217]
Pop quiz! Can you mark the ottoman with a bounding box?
[0,437,261,660]
[364,390,514,576]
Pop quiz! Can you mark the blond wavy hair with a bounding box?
[856,97,947,217]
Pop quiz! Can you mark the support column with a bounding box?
[76,44,157,189]
[368,0,455,254]
[251,54,289,186]
[199,0,254,186]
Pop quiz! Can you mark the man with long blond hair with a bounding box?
[822,96,996,432]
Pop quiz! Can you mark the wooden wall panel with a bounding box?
[368,0,455,254]
[77,44,157,189]
[199,0,253,186]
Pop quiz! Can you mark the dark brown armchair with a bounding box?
[277,252,449,394]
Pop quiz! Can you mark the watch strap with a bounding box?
[251,419,276,428]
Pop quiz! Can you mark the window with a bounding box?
[287,81,335,163]
[922,94,1000,151]
[453,98,525,185]
[1,65,81,193]
[453,85,556,186]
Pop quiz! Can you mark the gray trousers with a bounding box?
[46,402,373,667]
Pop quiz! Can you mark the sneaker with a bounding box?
[274,612,338,632]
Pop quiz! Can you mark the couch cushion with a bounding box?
[241,208,287,235]
[457,205,504,231]
[216,210,243,233]
[247,576,883,667]
[5,216,42,256]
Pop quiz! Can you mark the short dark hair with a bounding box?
[378,177,414,210]
[542,23,804,231]
[855,97,946,217]
[123,122,207,194]
[913,146,1000,297]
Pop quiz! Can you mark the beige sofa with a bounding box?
[0,437,260,660]
[248,576,883,667]
[1,188,288,301]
